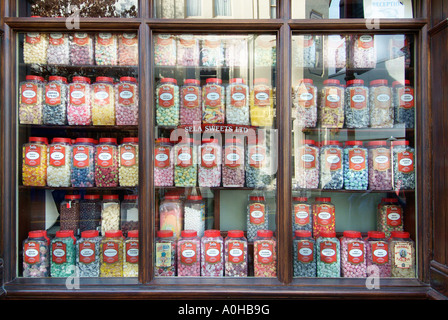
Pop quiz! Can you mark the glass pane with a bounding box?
[153,33,278,278]
[17,31,140,279]
[291,33,417,279]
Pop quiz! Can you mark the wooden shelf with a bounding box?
[19,124,138,131]
[19,185,137,191]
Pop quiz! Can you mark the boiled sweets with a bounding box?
[249,78,275,127]
[343,141,368,190]
[71,138,96,187]
[247,196,268,242]
[120,195,139,236]
[23,32,48,65]
[325,35,347,69]
[225,37,248,68]
[293,230,316,277]
[22,137,48,186]
[69,33,94,65]
[19,75,45,125]
[159,194,183,239]
[115,77,139,126]
[60,194,81,235]
[318,79,345,129]
[254,35,275,67]
[100,230,124,277]
[365,231,391,277]
[95,33,118,65]
[174,138,197,187]
[118,137,139,187]
[180,79,202,126]
[349,34,376,69]
[101,195,120,235]
[245,135,273,188]
[47,33,69,65]
[293,35,316,68]
[224,230,248,277]
[118,33,139,66]
[316,231,340,277]
[201,229,224,277]
[177,230,201,277]
[43,76,68,125]
[50,230,76,277]
[198,138,221,187]
[392,80,415,128]
[79,195,102,232]
[345,79,369,128]
[23,230,50,277]
[184,195,205,238]
[389,231,415,278]
[154,138,174,187]
[222,138,245,187]
[156,78,180,126]
[76,230,101,277]
[312,197,335,239]
[369,79,393,128]
[47,137,72,187]
[294,140,319,189]
[155,230,177,276]
[226,78,249,125]
[293,79,317,128]
[67,76,92,126]
[202,78,225,124]
[320,140,343,189]
[391,140,415,190]
[154,34,177,66]
[377,198,404,238]
[92,77,116,125]
[253,230,277,278]
[123,230,139,277]
[340,231,367,278]
[367,141,392,190]
[292,197,312,235]
[95,138,119,187]
[200,36,224,67]
[177,34,200,67]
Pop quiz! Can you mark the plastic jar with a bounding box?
[393,80,415,128]
[365,231,391,277]
[100,230,124,277]
[95,33,118,65]
[60,194,81,235]
[349,34,377,69]
[19,75,45,125]
[22,136,48,186]
[198,138,222,187]
[340,230,367,278]
[159,194,183,239]
[50,230,76,277]
[250,78,275,127]
[184,195,206,238]
[23,32,48,64]
[154,138,174,187]
[316,231,340,277]
[23,230,50,277]
[174,138,198,187]
[154,34,177,66]
[121,195,139,236]
[247,196,268,242]
[118,33,138,66]
[115,76,139,126]
[177,34,200,66]
[202,78,225,124]
[69,33,94,65]
[254,35,274,67]
[312,197,336,239]
[319,79,345,129]
[156,78,180,126]
[222,138,245,187]
[224,230,248,277]
[79,194,102,233]
[294,35,316,68]
[293,79,317,128]
[226,78,249,125]
[294,139,320,189]
[155,230,177,276]
[293,230,316,277]
[76,230,101,277]
[225,37,248,68]
[43,76,68,125]
[123,230,139,277]
[71,138,96,187]
[253,229,277,277]
[320,140,344,189]
[369,79,393,128]
[345,79,369,128]
[47,33,69,65]
[101,195,120,235]
[377,198,404,238]
[245,135,272,188]
[177,230,201,277]
[325,35,346,69]
[95,137,119,187]
[389,231,416,278]
[47,137,72,187]
[391,140,415,190]
[180,79,202,126]
[367,140,392,190]
[67,76,92,125]
[200,36,224,67]
[92,76,116,125]
[292,197,312,235]
[201,229,224,277]
[118,137,139,187]
[343,140,368,190]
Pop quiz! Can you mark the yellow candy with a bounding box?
[250,80,274,127]
[22,138,48,186]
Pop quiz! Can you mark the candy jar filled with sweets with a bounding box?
[23,32,48,64]
[101,195,120,236]
[76,230,101,277]
[177,230,201,277]
[292,197,312,235]
[320,140,343,190]
[349,34,376,69]
[156,78,180,126]
[118,33,139,66]
[389,231,416,278]
[154,34,177,66]
[198,138,222,187]
[19,75,45,125]
[95,33,118,66]
[201,229,224,277]
[393,80,415,129]
[293,79,317,128]
[154,138,174,187]
[369,79,393,128]
[293,230,316,277]
[177,34,200,67]
[159,194,183,239]
[202,78,225,124]
[120,195,139,236]
[23,230,50,277]
[312,197,336,239]
[69,33,94,65]
[318,79,345,129]
[184,195,205,238]
[377,197,404,238]
[247,195,268,242]
[95,138,119,187]
[367,140,392,191]
[253,229,277,278]
[340,230,367,278]
[115,77,139,126]
[60,194,81,235]
[344,79,369,129]
[100,230,124,277]
[22,136,48,186]
[174,138,198,187]
[365,231,391,278]
[343,140,368,190]
[180,79,202,126]
[67,76,92,126]
[71,138,96,188]
[391,140,415,190]
[91,77,116,126]
[155,230,177,276]
[79,194,101,233]
[50,230,76,277]
[43,76,68,125]
[46,136,72,188]
[47,33,69,65]
[118,137,139,187]
[226,78,249,125]
[294,140,319,189]
[222,138,245,187]
[123,230,139,277]
[224,230,248,277]
[316,231,340,277]
[250,78,275,127]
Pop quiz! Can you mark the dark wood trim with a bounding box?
[288,18,428,31]
[428,18,448,36]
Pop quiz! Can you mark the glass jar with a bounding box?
[202,78,225,124]
[226,78,249,125]
[67,76,92,125]
[115,77,139,126]
[154,34,177,66]
[320,140,343,189]
[101,195,120,235]
[201,229,224,277]
[19,75,45,125]
[340,230,367,278]
[92,76,116,125]
[69,33,94,65]
[245,135,272,188]
[344,79,369,128]
[224,230,248,277]
[119,137,139,187]
[123,230,139,277]
[247,195,268,242]
[293,35,316,68]
[177,230,201,277]
[118,33,138,66]
[222,138,245,187]
[47,32,69,65]
[79,194,101,233]
[121,195,139,236]
[180,79,202,126]
[250,78,275,127]
[312,197,336,239]
[292,197,312,235]
[349,34,376,69]
[225,37,248,68]
[254,35,274,67]
[60,194,81,235]
[76,230,101,277]
[46,137,71,187]
[95,33,118,65]
[343,140,368,190]
[50,230,76,277]
[318,79,345,129]
[198,138,222,187]
[253,229,277,278]
[393,80,415,129]
[22,136,48,186]
[159,194,183,239]
[293,79,317,128]
[200,36,224,67]
[177,34,200,67]
[369,79,393,128]
[391,140,415,190]
[389,231,416,278]
[294,139,319,189]
[365,231,391,278]
[154,138,174,187]
[95,137,119,187]
[174,138,198,187]
[100,230,124,277]
[43,76,68,125]
[377,197,404,238]
[184,195,205,238]
[316,231,340,277]
[325,35,346,69]
[367,140,392,190]
[293,230,316,277]
[156,78,180,126]
[23,32,48,64]
[155,230,177,276]
[23,230,50,277]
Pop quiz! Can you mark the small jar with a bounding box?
[201,229,224,277]
[23,230,50,277]
[156,78,180,126]
[365,231,391,278]
[294,139,320,189]
[95,137,119,187]
[159,194,183,239]
[318,79,345,129]
[316,231,340,277]
[95,33,118,66]
[121,195,139,237]
[79,194,102,233]
[293,230,316,277]
[184,195,206,238]
[367,140,392,190]
[293,35,316,68]
[391,140,415,190]
[118,33,138,66]
[245,135,272,188]
[377,198,404,238]
[180,79,202,126]
[123,230,139,277]
[69,33,94,65]
[198,138,222,187]
[389,231,416,278]
[50,230,76,277]
[118,137,139,187]
[177,230,201,277]
[154,34,177,66]
[349,34,376,69]
[253,229,277,278]
[226,78,249,125]
[293,79,317,128]
[100,230,124,277]
[202,78,225,124]
[222,138,245,187]
[71,138,96,187]
[19,75,45,125]
[76,230,101,277]
[177,34,200,67]
[312,197,336,239]
[369,79,393,128]
[67,76,92,126]
[23,32,48,64]
[91,76,116,125]
[43,76,68,125]
[343,140,368,190]
[250,78,275,127]
[200,36,224,67]
[155,230,177,276]
[101,195,120,235]
[340,230,367,278]
[393,80,415,129]
[46,137,71,187]
[292,197,312,235]
[174,138,198,187]
[22,136,48,186]
[344,79,369,128]
[60,194,81,235]
[47,33,69,65]
[115,77,139,126]
[154,138,174,187]
[224,230,248,277]
[247,196,268,242]
[320,140,344,190]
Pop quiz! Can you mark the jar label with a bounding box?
[256,241,274,264]
[96,145,115,168]
[122,33,138,46]
[350,88,367,110]
[126,240,139,264]
[26,33,41,44]
[358,35,374,49]
[176,146,193,167]
[121,145,137,167]
[103,241,119,264]
[298,146,316,169]
[249,145,266,169]
[45,83,62,106]
[118,84,135,106]
[94,84,111,106]
[230,85,247,108]
[182,86,200,109]
[372,241,389,264]
[70,83,86,105]
[372,148,390,171]
[52,241,67,264]
[201,145,218,168]
[294,204,310,225]
[227,241,245,264]
[253,85,271,106]
[155,242,172,267]
[348,241,365,264]
[224,145,243,168]
[303,35,314,48]
[73,146,90,168]
[204,38,220,49]
[325,88,342,109]
[320,241,337,264]
[158,85,175,108]
[325,148,342,171]
[24,242,40,264]
[297,241,314,263]
[393,242,413,269]
[73,33,89,46]
[205,85,222,108]
[398,151,414,173]
[25,145,41,167]
[179,34,196,47]
[49,145,66,167]
[386,206,402,226]
[97,33,114,46]
[156,34,174,46]
[180,241,197,265]
[249,203,265,225]
[155,146,170,168]
[349,148,366,171]
[205,241,222,264]
[21,83,38,105]
[398,87,414,109]
[373,88,391,109]
[297,85,315,108]
[79,241,96,264]
[315,204,334,227]
[49,33,65,46]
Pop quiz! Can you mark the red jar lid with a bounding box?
[301,139,316,145]
[157,137,171,143]
[26,75,45,82]
[370,79,388,86]
[157,230,173,238]
[366,140,387,146]
[84,194,100,200]
[292,197,308,202]
[124,195,138,200]
[72,76,91,84]
[184,79,200,85]
[319,231,336,238]
[75,137,96,144]
[96,76,114,83]
[227,230,244,238]
[103,194,119,200]
[321,140,341,146]
[120,76,137,83]
[294,230,312,238]
[28,230,46,238]
[165,195,180,200]
[160,77,177,84]
[225,138,242,144]
[181,230,197,238]
[56,230,74,238]
[346,79,364,86]
[48,76,68,83]
[29,137,48,144]
[229,78,245,84]
[187,195,202,201]
[204,229,221,238]
[323,79,340,86]
[249,196,265,201]
[345,140,364,146]
[65,194,81,200]
[390,231,410,239]
[392,80,411,87]
[52,137,72,144]
[128,230,139,238]
[81,230,99,238]
[343,230,362,238]
[206,78,222,84]
[368,231,385,239]
[254,78,269,84]
[122,137,138,144]
[105,230,123,238]
[391,140,409,146]
[257,229,273,238]
[315,197,331,202]
[381,197,398,203]
[98,137,117,144]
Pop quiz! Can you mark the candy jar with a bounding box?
[324,35,346,69]
[120,195,139,236]
[47,137,72,187]
[316,231,340,277]
[22,136,48,186]
[23,32,48,64]
[118,33,139,66]
[60,194,81,235]
[201,229,224,277]
[50,230,76,277]
[69,33,94,65]
[253,229,277,277]
[47,33,69,65]
[154,138,174,187]
[154,34,177,66]
[123,230,139,277]
[155,230,177,276]
[71,138,96,187]
[224,230,248,277]
[349,34,376,68]
[198,138,222,187]
[393,80,415,129]
[320,140,343,189]
[365,231,391,277]
[100,230,124,277]
[247,195,269,242]
[254,35,275,67]
[245,135,273,188]
[91,76,116,125]
[180,79,202,126]
[249,78,275,127]
[174,138,198,187]
[293,35,316,68]
[293,79,317,128]
[101,195,120,235]
[318,79,345,129]
[118,137,139,187]
[43,76,68,125]
[202,78,225,124]
[177,230,201,277]
[76,230,101,277]
[67,76,92,125]
[343,140,368,190]
[159,194,183,239]
[115,77,139,126]
[79,194,102,233]
[23,230,50,277]
[95,33,118,65]
[369,79,393,128]
[177,34,200,67]
[367,140,392,191]
[344,79,369,128]
[292,197,312,235]
[389,231,416,278]
[184,195,206,238]
[225,37,248,68]
[95,137,119,187]
[226,78,249,125]
[377,198,404,238]
[156,78,180,126]
[294,139,320,189]
[222,138,245,187]
[340,230,367,278]
[391,140,415,190]
[312,197,336,239]
[19,75,45,125]
[293,230,316,277]
[200,36,224,67]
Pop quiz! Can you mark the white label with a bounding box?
[184,93,197,102]
[23,90,36,99]
[377,94,390,102]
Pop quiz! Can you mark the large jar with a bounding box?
[69,33,94,65]
[155,230,177,276]
[320,140,344,189]
[118,137,139,187]
[391,140,415,190]
[247,195,268,242]
[224,230,248,277]
[222,138,245,187]
[95,33,118,66]
[180,79,202,126]
[22,136,48,186]
[100,230,124,277]
[92,76,116,125]
[200,36,224,67]
[312,197,336,239]
[154,138,174,187]
[365,231,391,278]
[71,138,96,187]
[154,34,177,66]
[101,195,120,235]
[226,78,249,125]
[249,78,275,127]
[76,230,101,277]
[294,139,319,189]
[245,135,272,188]
[121,195,139,236]
[19,75,45,125]
[201,229,224,277]
[177,230,201,277]
[340,230,367,278]
[159,194,183,239]
[60,194,81,235]
[43,76,68,125]
[115,76,139,126]
[177,34,200,67]
[202,78,225,124]
[47,33,69,65]
[393,80,415,129]
[184,195,205,238]
[95,137,119,187]
[23,230,50,277]
[156,78,180,126]
[292,197,312,235]
[174,138,197,187]
[318,79,345,129]
[23,32,48,64]
[253,229,277,278]
[123,230,139,277]
[293,79,317,128]
[349,34,376,69]
[316,231,340,277]
[389,231,416,278]
[325,35,346,69]
[47,137,72,187]
[254,35,275,67]
[369,79,393,128]
[225,37,248,68]
[367,140,392,190]
[79,194,102,233]
[344,79,369,128]
[50,230,76,277]
[198,138,221,187]
[293,230,316,277]
[67,76,92,126]
[377,197,404,238]
[343,140,368,190]
[118,33,139,66]
[294,35,316,68]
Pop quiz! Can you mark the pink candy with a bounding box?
[198,138,221,187]
[177,230,201,277]
[115,77,139,126]
[180,79,202,126]
[154,138,174,187]
[67,76,92,125]
[340,231,367,278]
